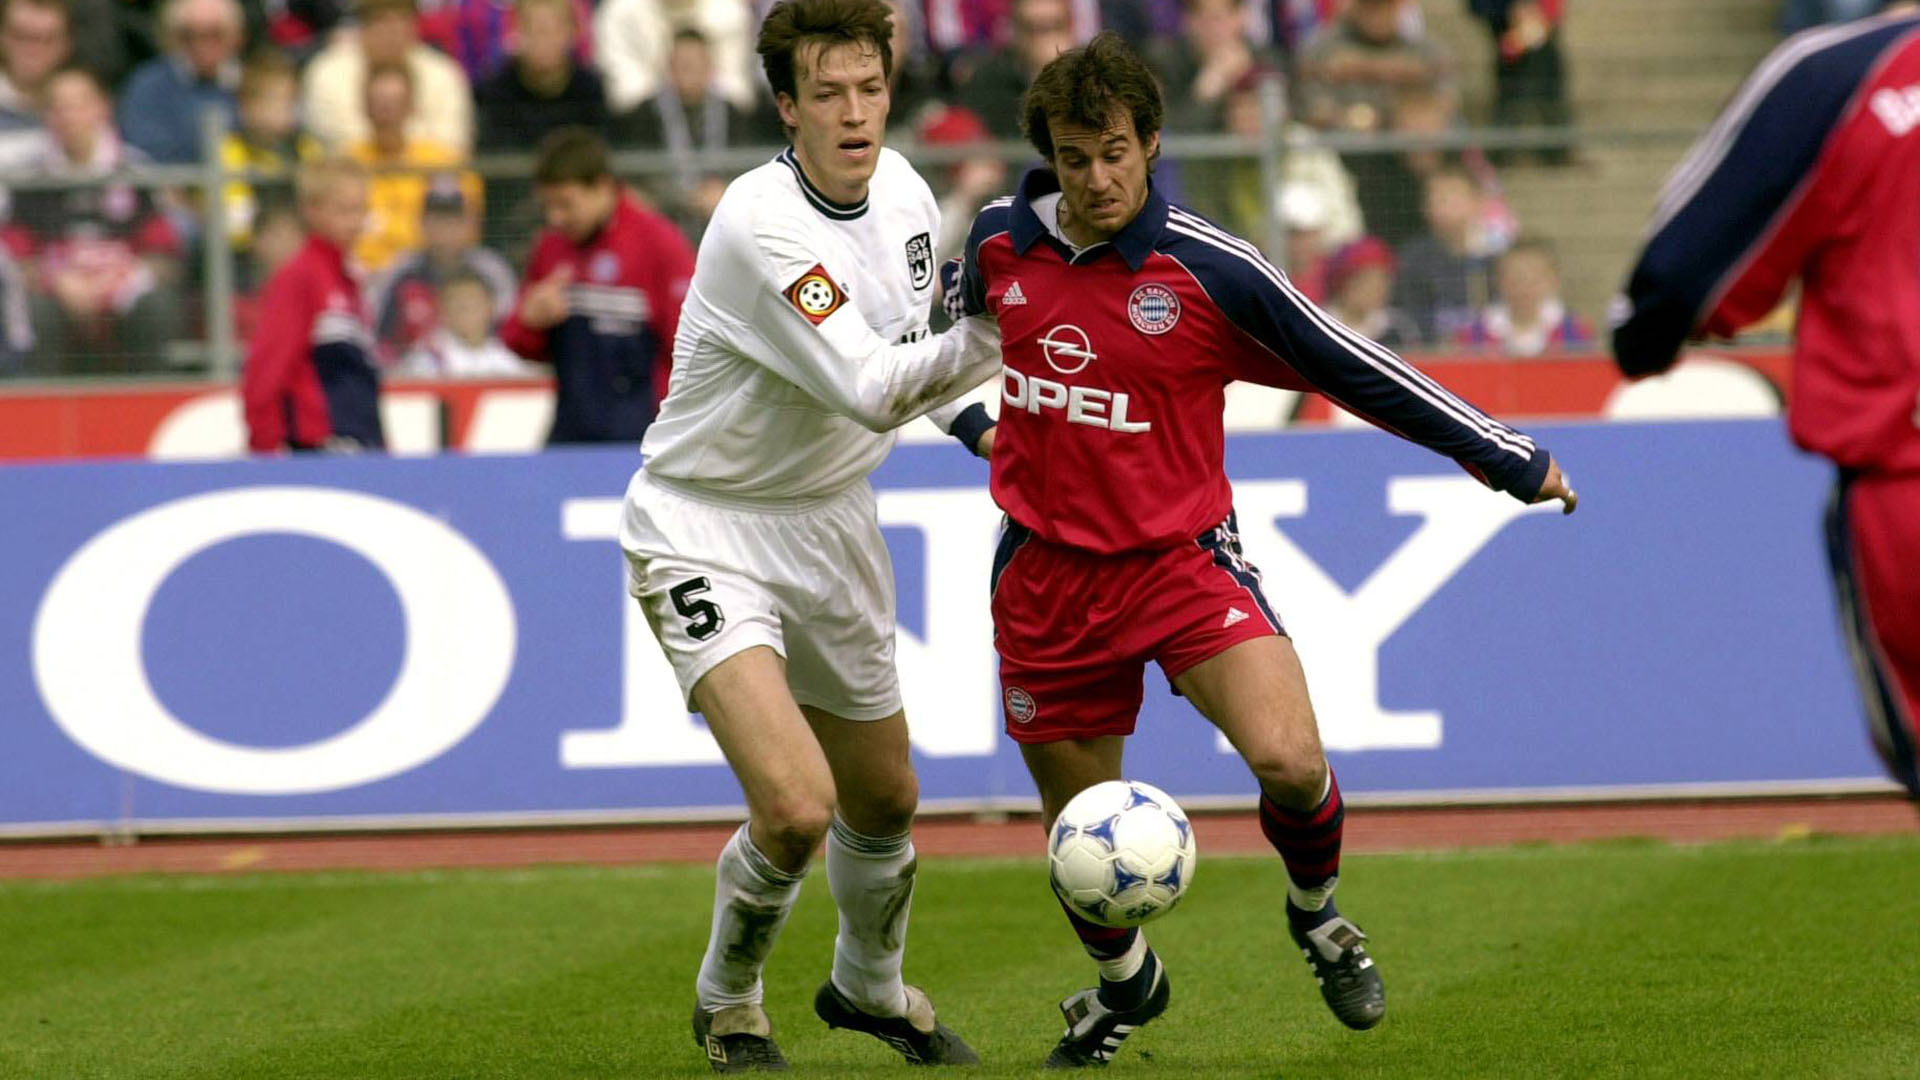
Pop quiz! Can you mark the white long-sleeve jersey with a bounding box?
[641,147,1001,502]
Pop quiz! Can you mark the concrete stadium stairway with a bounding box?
[1423,0,1782,324]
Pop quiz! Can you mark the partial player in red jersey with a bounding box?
[1613,5,1920,802]
[940,34,1577,1067]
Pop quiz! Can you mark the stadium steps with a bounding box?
[1420,0,1780,326]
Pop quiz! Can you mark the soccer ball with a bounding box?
[1048,780,1197,929]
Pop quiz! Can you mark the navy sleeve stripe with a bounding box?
[1650,17,1895,238]
[1165,209,1535,461]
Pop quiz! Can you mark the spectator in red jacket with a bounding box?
[242,156,383,451]
[500,127,693,445]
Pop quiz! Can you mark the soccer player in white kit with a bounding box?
[619,0,999,1071]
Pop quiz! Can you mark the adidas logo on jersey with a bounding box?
[1001,281,1028,307]
[1222,607,1250,629]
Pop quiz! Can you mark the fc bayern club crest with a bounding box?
[905,231,933,290]
[1005,687,1037,724]
[590,251,621,283]
[1127,283,1181,335]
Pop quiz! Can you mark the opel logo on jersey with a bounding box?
[1128,283,1181,335]
[1039,324,1096,375]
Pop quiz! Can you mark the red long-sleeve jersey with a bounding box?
[1614,12,1920,474]
[242,234,382,452]
[500,193,693,444]
[956,171,1550,554]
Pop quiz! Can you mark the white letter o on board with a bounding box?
[32,486,517,795]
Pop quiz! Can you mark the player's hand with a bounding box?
[975,424,996,459]
[1533,460,1578,515]
[518,264,574,330]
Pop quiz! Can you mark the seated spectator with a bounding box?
[221,49,323,253]
[919,104,1005,262]
[594,0,755,115]
[398,268,538,376]
[117,0,244,164]
[958,0,1079,137]
[0,0,72,170]
[1468,0,1571,163]
[618,27,760,155]
[417,0,592,83]
[368,179,514,357]
[1325,235,1418,348]
[474,0,605,153]
[1147,0,1281,134]
[347,62,480,271]
[1392,165,1498,343]
[1457,235,1591,356]
[4,67,184,374]
[303,0,473,152]
[243,156,384,451]
[1296,0,1453,135]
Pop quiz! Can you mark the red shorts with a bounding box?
[1827,470,1920,799]
[990,512,1286,743]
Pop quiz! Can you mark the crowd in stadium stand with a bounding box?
[0,0,1602,377]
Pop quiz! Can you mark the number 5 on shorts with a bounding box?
[670,578,725,641]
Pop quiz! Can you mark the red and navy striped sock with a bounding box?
[1058,896,1138,961]
[1258,768,1345,928]
[1058,898,1156,1010]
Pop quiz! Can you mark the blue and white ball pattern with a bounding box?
[1048,779,1197,928]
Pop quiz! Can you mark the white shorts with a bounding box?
[619,469,902,721]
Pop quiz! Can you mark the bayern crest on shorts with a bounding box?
[1127,283,1181,335]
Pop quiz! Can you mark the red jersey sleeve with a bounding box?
[242,256,329,451]
[500,233,562,362]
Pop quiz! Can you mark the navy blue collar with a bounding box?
[1008,167,1167,271]
[778,146,869,220]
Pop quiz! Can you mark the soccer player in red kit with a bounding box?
[941,34,1577,1066]
[1613,5,1920,802]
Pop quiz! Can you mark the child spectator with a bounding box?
[0,0,73,170]
[367,179,515,358]
[398,269,539,376]
[5,67,184,374]
[1457,235,1591,356]
[221,50,324,254]
[243,156,383,451]
[1325,235,1418,349]
[473,0,606,153]
[500,127,693,445]
[347,62,480,271]
[1392,165,1499,343]
[234,203,307,340]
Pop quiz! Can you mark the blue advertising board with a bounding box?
[0,420,1888,834]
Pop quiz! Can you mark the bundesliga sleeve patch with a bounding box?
[784,264,847,325]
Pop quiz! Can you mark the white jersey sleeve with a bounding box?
[723,201,1001,433]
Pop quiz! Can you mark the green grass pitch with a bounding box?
[3,834,1918,1079]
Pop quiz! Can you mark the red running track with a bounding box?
[0,797,1912,881]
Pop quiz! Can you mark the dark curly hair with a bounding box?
[1021,32,1165,162]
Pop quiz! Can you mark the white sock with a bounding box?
[695,824,806,1009]
[1097,931,1150,983]
[825,815,915,1017]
